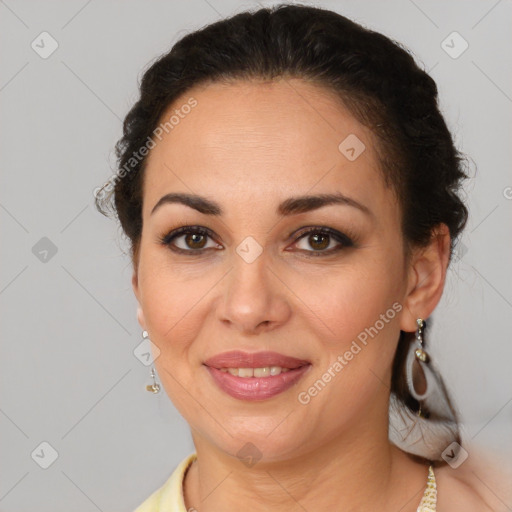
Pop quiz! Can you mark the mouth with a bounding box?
[217,366,293,377]
[203,351,311,401]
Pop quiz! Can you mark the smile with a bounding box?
[204,351,311,401]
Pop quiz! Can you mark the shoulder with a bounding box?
[133,478,169,512]
[133,452,197,512]
[434,446,512,511]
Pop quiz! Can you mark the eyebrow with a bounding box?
[150,192,373,218]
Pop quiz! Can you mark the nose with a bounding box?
[217,250,291,335]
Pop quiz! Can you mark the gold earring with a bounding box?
[146,367,161,394]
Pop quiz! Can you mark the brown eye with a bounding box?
[159,226,220,254]
[293,227,354,255]
[307,232,330,251]
[183,232,207,250]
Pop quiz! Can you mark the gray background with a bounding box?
[1,0,511,510]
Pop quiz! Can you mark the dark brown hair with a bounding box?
[95,3,468,459]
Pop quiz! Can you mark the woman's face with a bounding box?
[132,78,418,461]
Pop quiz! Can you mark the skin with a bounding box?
[131,78,492,510]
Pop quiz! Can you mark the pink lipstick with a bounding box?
[204,351,311,401]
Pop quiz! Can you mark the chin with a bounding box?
[192,413,316,464]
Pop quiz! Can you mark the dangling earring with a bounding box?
[389,316,461,460]
[142,331,160,394]
[405,318,430,416]
[146,367,161,394]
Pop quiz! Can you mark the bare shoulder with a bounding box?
[434,448,512,512]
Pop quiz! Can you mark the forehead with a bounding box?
[142,78,391,219]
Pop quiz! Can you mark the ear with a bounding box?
[132,269,147,331]
[400,223,451,333]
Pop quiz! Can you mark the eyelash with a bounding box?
[158,225,355,257]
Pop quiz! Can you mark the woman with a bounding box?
[95,4,510,511]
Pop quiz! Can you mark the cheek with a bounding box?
[140,270,204,410]
[303,259,403,345]
[298,255,404,400]
[138,251,214,337]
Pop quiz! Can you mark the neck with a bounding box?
[183,402,429,511]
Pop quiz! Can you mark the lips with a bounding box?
[204,350,310,369]
[203,350,311,401]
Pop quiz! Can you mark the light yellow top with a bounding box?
[134,453,437,511]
